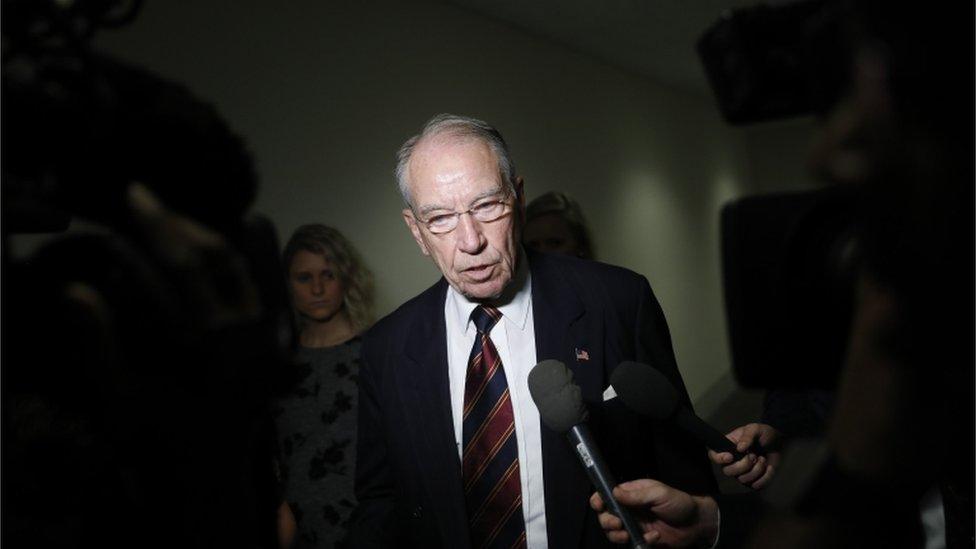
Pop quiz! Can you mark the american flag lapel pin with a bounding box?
[575,347,590,361]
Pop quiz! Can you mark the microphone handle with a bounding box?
[567,424,649,549]
[672,406,763,462]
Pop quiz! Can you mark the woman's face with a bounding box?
[289,250,345,323]
[523,212,582,257]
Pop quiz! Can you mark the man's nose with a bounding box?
[455,213,485,254]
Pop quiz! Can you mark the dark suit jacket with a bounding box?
[349,251,717,548]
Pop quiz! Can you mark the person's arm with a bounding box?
[590,480,771,549]
[589,479,720,548]
[345,337,396,549]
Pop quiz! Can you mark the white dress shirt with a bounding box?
[445,256,548,549]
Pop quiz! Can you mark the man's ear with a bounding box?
[403,209,431,256]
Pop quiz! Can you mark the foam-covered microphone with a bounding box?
[611,361,758,462]
[528,359,649,549]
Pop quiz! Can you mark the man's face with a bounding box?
[402,138,523,300]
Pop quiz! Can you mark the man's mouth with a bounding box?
[463,263,495,280]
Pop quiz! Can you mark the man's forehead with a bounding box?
[408,137,504,201]
[412,134,495,168]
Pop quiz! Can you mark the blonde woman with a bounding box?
[275,224,374,548]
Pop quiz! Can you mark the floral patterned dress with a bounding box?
[274,337,361,548]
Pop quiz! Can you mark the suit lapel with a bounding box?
[397,279,472,548]
[530,252,601,549]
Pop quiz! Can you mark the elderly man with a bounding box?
[348,114,715,549]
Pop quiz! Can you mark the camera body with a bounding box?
[697,0,851,125]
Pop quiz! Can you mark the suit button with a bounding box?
[411,506,423,519]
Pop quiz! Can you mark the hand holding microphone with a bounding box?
[589,479,720,548]
[528,360,649,549]
[707,422,780,489]
[610,361,774,487]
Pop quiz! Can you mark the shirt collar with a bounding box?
[446,247,532,334]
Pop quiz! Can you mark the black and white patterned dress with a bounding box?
[274,337,361,548]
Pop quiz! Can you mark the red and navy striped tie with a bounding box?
[462,305,527,549]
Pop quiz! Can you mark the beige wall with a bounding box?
[85,0,820,408]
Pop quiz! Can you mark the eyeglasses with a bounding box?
[416,197,513,234]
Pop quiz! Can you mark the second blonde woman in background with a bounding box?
[522,190,595,260]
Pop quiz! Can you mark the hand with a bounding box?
[589,479,719,548]
[277,501,296,549]
[708,423,781,489]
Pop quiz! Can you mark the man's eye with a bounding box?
[427,214,454,227]
[472,201,503,219]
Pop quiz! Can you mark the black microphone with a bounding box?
[528,360,649,549]
[610,361,759,462]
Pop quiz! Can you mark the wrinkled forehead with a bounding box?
[407,136,506,203]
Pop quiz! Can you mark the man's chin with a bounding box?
[456,275,509,301]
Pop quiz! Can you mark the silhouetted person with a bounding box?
[4,5,288,546]
[592,1,973,547]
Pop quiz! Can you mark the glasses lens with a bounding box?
[422,196,511,234]
[426,214,457,233]
[473,200,511,222]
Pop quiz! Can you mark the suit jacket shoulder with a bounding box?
[363,278,448,355]
[527,252,679,381]
[528,251,716,496]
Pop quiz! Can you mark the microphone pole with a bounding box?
[566,423,649,549]
[528,359,648,549]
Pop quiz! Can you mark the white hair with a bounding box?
[394,113,517,206]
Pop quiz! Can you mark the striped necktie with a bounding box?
[462,305,527,549]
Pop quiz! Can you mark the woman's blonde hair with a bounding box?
[525,191,595,260]
[283,224,375,333]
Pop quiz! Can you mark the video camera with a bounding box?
[698,0,860,390]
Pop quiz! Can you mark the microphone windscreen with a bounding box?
[528,359,588,433]
[610,361,679,420]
